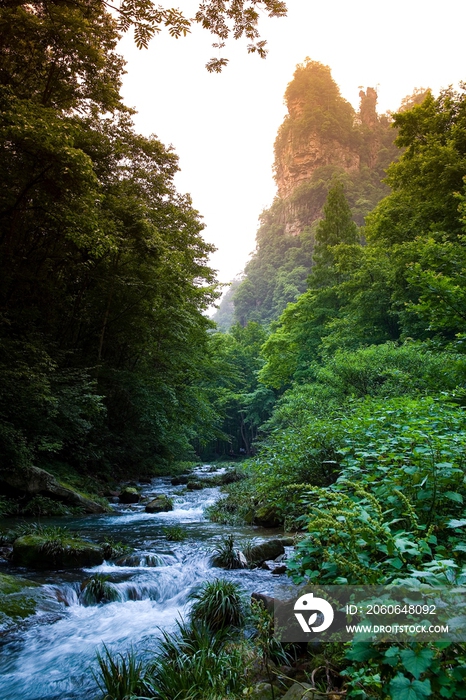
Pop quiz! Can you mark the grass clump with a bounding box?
[99,538,132,560]
[190,578,245,631]
[211,534,246,569]
[22,495,72,516]
[163,524,186,541]
[95,644,145,700]
[145,620,248,700]
[81,575,119,605]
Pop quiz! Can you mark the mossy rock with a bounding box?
[0,572,38,596]
[282,684,323,700]
[0,573,41,631]
[119,487,140,504]
[12,534,104,569]
[245,682,282,700]
[186,481,203,491]
[254,505,283,528]
[145,495,173,513]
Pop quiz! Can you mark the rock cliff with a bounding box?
[272,60,388,236]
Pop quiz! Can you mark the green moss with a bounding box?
[0,572,38,595]
[12,534,104,569]
[0,573,40,623]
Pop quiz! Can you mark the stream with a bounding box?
[0,465,287,700]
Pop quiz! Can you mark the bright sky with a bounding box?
[119,0,466,285]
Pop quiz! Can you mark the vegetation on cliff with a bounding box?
[230,59,401,327]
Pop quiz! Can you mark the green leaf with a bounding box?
[346,642,377,662]
[447,519,466,528]
[400,648,434,679]
[389,674,431,700]
[444,492,463,504]
[387,557,404,570]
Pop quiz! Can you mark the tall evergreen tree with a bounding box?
[310,180,359,288]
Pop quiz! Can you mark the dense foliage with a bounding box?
[226,83,466,699]
[0,0,220,493]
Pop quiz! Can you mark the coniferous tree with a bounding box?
[310,180,359,288]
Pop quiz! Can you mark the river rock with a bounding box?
[248,539,286,565]
[254,505,283,528]
[0,572,41,632]
[282,683,325,699]
[145,495,173,513]
[186,481,203,490]
[12,534,104,569]
[119,487,140,504]
[246,682,281,700]
[0,465,106,514]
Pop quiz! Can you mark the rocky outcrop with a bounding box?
[12,534,104,569]
[0,465,106,513]
[272,62,382,236]
[276,134,360,202]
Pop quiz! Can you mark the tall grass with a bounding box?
[190,578,245,631]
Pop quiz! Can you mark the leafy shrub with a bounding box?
[190,579,245,631]
[344,640,466,700]
[315,342,466,400]
[287,396,466,585]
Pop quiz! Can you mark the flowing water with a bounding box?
[0,466,287,700]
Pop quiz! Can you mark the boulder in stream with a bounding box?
[12,534,104,569]
[119,487,140,504]
[0,572,45,634]
[186,481,203,491]
[248,539,286,565]
[145,495,173,513]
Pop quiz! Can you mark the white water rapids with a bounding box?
[0,466,285,700]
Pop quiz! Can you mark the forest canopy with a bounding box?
[0,0,221,488]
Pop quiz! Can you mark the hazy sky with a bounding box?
[119,0,466,285]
